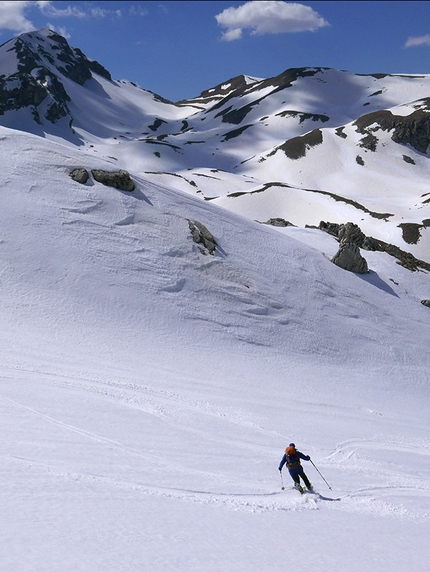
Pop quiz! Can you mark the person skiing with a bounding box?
[279,443,312,492]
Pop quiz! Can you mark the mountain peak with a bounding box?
[0,28,112,126]
[10,28,112,84]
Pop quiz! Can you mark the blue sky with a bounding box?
[1,1,430,101]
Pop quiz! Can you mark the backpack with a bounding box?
[285,446,301,471]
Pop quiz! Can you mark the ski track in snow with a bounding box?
[2,385,429,522]
[8,452,428,521]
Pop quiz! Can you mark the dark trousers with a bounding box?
[291,469,311,488]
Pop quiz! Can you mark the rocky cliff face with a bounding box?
[354,103,430,154]
[0,29,111,124]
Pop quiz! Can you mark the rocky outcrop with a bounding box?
[188,220,217,254]
[271,128,323,160]
[421,300,430,308]
[319,222,369,274]
[354,108,430,154]
[0,67,70,123]
[263,218,294,227]
[337,222,366,247]
[398,221,430,245]
[0,30,111,125]
[331,242,369,273]
[69,168,89,184]
[319,220,430,272]
[69,168,135,190]
[91,169,135,191]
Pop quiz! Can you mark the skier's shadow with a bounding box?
[316,493,341,502]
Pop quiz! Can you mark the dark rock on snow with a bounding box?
[91,169,135,191]
[188,220,217,254]
[338,222,366,247]
[69,168,89,184]
[320,220,430,272]
[264,218,294,227]
[354,108,430,154]
[331,242,369,274]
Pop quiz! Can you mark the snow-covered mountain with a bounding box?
[0,30,429,572]
[1,29,430,261]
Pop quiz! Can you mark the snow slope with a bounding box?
[0,125,429,571]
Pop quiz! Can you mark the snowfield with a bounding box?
[0,126,429,571]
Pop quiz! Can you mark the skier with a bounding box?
[279,443,312,492]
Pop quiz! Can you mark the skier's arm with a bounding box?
[278,453,287,470]
[298,451,310,461]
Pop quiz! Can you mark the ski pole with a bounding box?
[279,469,285,490]
[310,459,332,490]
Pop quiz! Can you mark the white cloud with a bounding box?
[46,22,71,39]
[404,34,430,48]
[129,5,148,17]
[215,1,329,41]
[39,2,86,19]
[0,1,35,33]
[0,1,122,35]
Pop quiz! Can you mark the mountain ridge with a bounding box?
[0,29,429,262]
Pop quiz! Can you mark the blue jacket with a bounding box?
[279,450,310,475]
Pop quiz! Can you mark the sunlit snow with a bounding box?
[0,29,429,572]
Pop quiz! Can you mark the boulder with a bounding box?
[331,242,369,274]
[69,168,89,184]
[188,220,217,254]
[421,300,430,308]
[91,169,135,191]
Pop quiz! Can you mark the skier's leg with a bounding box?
[301,471,312,489]
[291,473,303,492]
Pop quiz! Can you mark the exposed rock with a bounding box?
[320,220,430,272]
[188,220,217,254]
[335,126,347,139]
[331,242,369,274]
[398,222,423,244]
[338,222,366,247]
[318,221,340,237]
[69,168,89,184]
[362,236,386,251]
[271,129,323,160]
[148,118,167,132]
[221,124,252,142]
[421,300,430,308]
[0,68,70,122]
[274,110,330,124]
[91,169,135,191]
[263,218,294,227]
[354,108,430,154]
[358,133,378,151]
